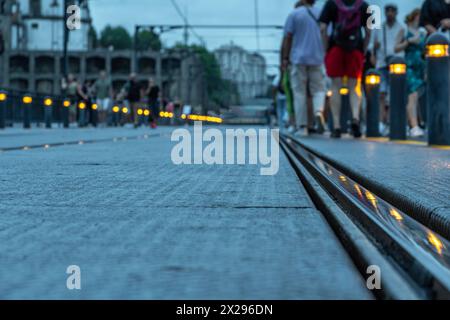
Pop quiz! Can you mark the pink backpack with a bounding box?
[333,0,364,50]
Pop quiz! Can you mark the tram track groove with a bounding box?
[280,134,450,300]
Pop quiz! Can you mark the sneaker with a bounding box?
[331,129,342,139]
[410,126,425,138]
[351,121,362,138]
[315,113,326,135]
[295,127,309,138]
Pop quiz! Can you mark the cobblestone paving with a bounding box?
[0,127,371,299]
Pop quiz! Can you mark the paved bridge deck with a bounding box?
[0,127,370,299]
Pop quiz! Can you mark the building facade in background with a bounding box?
[0,0,206,110]
[214,43,268,102]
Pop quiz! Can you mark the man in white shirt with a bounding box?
[371,3,404,134]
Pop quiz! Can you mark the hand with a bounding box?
[441,18,450,29]
[408,35,421,45]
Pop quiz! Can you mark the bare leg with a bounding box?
[348,77,361,121]
[407,92,419,129]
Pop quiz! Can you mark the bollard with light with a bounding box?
[339,83,351,133]
[112,105,120,127]
[43,97,53,129]
[0,91,7,129]
[91,103,98,127]
[426,33,450,146]
[22,94,33,129]
[365,70,382,137]
[62,99,71,128]
[389,56,407,140]
[78,101,87,127]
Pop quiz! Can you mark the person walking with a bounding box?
[272,73,287,131]
[122,73,142,128]
[93,70,112,123]
[420,0,450,35]
[145,77,160,129]
[395,9,426,138]
[319,0,371,138]
[282,0,327,137]
[371,4,404,136]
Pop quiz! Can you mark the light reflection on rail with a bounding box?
[287,138,450,270]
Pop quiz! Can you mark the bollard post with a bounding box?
[22,94,33,129]
[365,70,382,137]
[121,106,129,126]
[62,99,71,128]
[339,86,351,133]
[112,105,120,126]
[0,91,7,129]
[426,33,450,146]
[91,103,98,127]
[78,101,87,127]
[389,56,407,140]
[144,109,150,126]
[137,108,143,126]
[43,97,53,129]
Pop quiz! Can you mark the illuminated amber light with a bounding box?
[326,90,333,97]
[63,100,71,108]
[92,104,98,110]
[365,74,381,85]
[339,175,347,183]
[122,107,129,114]
[389,208,403,221]
[78,102,86,110]
[144,110,150,116]
[44,98,53,107]
[112,106,120,113]
[427,44,449,58]
[159,111,164,117]
[181,114,187,120]
[365,191,378,209]
[23,96,33,104]
[339,87,349,95]
[389,64,406,75]
[0,93,7,101]
[428,232,444,255]
[137,109,143,116]
[354,184,363,199]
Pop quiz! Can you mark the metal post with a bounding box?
[44,97,53,129]
[365,70,382,137]
[62,99,70,128]
[78,101,86,127]
[0,91,7,129]
[426,33,450,146]
[339,86,351,133]
[91,103,98,127]
[389,56,407,140]
[23,94,32,129]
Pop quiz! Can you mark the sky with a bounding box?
[89,0,424,75]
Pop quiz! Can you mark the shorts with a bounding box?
[325,46,364,79]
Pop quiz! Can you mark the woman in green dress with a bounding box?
[395,8,426,138]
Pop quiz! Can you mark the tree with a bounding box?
[172,44,240,108]
[136,30,162,52]
[99,26,132,50]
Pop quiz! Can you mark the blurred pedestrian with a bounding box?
[61,74,79,123]
[371,3,404,136]
[319,0,371,139]
[93,70,112,123]
[122,73,141,128]
[282,0,327,137]
[272,73,287,131]
[395,9,426,138]
[145,77,160,129]
[420,0,450,35]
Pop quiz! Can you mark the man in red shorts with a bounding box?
[319,0,371,138]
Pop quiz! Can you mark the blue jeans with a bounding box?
[277,97,287,129]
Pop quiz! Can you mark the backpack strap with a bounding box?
[306,7,319,24]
